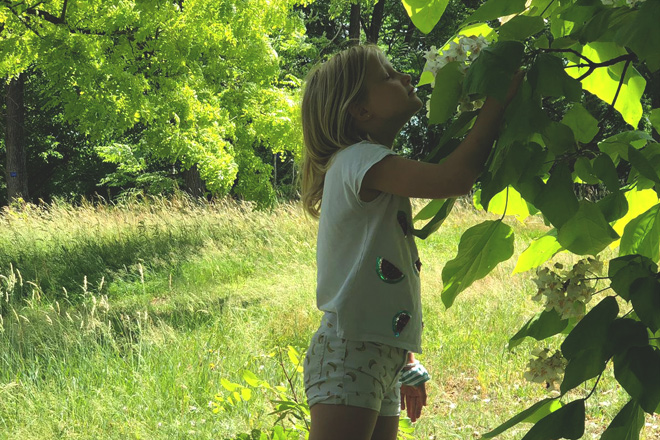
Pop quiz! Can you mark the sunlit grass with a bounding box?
[0,196,658,439]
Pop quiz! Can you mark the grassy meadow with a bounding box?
[0,196,658,439]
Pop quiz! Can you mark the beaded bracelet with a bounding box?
[399,360,430,386]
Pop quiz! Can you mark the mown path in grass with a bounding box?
[0,198,656,439]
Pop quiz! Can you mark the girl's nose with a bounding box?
[402,73,412,85]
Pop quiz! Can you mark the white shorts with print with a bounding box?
[303,315,408,417]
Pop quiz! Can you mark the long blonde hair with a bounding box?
[301,45,381,217]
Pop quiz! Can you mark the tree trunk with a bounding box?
[182,164,206,198]
[5,73,29,203]
[349,3,361,46]
[367,0,385,44]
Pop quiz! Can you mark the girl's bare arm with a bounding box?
[361,73,523,200]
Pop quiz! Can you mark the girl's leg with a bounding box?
[371,415,399,440]
[309,403,380,440]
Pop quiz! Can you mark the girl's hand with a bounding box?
[400,383,427,423]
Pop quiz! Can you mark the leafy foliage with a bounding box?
[405,0,660,437]
[1,0,307,205]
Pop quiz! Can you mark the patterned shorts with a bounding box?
[303,316,408,417]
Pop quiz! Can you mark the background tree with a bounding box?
[0,0,308,206]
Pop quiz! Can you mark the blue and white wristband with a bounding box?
[399,360,430,386]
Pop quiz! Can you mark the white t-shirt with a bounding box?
[316,141,423,353]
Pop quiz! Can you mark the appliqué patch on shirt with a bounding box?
[392,311,411,337]
[376,257,405,284]
[397,211,409,237]
[414,258,422,274]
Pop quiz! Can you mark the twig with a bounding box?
[540,0,557,17]
[611,59,631,109]
[60,0,68,22]
[585,371,604,400]
[543,48,635,82]
[499,186,510,221]
[593,287,612,295]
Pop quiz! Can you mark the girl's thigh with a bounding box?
[309,403,379,440]
[371,415,400,440]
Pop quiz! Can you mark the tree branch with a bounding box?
[611,58,631,108]
[60,0,68,22]
[540,0,556,17]
[543,48,636,81]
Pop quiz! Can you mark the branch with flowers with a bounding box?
[403,0,660,437]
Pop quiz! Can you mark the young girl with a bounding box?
[301,44,521,440]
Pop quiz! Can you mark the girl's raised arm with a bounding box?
[361,73,523,200]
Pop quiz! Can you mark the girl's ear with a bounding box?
[348,102,372,122]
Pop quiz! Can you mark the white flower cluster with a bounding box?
[523,348,566,390]
[423,35,489,118]
[423,35,489,82]
[532,258,603,320]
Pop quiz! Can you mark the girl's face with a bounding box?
[360,53,423,127]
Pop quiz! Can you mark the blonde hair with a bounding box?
[301,44,382,218]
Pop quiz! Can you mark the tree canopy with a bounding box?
[1,0,308,205]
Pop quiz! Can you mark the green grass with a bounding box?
[0,197,658,439]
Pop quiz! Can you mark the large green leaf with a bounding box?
[527,53,582,101]
[463,0,527,25]
[612,188,659,246]
[520,399,585,440]
[463,41,524,104]
[513,230,563,274]
[413,198,456,240]
[561,297,619,361]
[615,0,660,72]
[559,1,603,25]
[534,164,579,229]
[508,309,569,350]
[597,191,629,223]
[401,0,450,34]
[542,122,576,156]
[441,220,514,307]
[413,198,446,221]
[628,146,660,188]
[428,62,464,125]
[498,15,545,41]
[482,398,561,438]
[607,318,650,357]
[599,131,655,164]
[608,254,658,301]
[571,7,623,44]
[629,277,660,333]
[614,345,660,414]
[620,203,660,262]
[424,111,478,163]
[574,157,599,184]
[651,109,660,133]
[600,400,645,440]
[566,42,646,128]
[481,141,545,208]
[561,348,610,395]
[499,81,551,147]
[593,154,620,192]
[561,104,599,144]
[557,200,619,255]
[480,186,532,220]
[560,297,619,394]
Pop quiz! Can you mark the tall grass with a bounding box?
[0,197,658,439]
